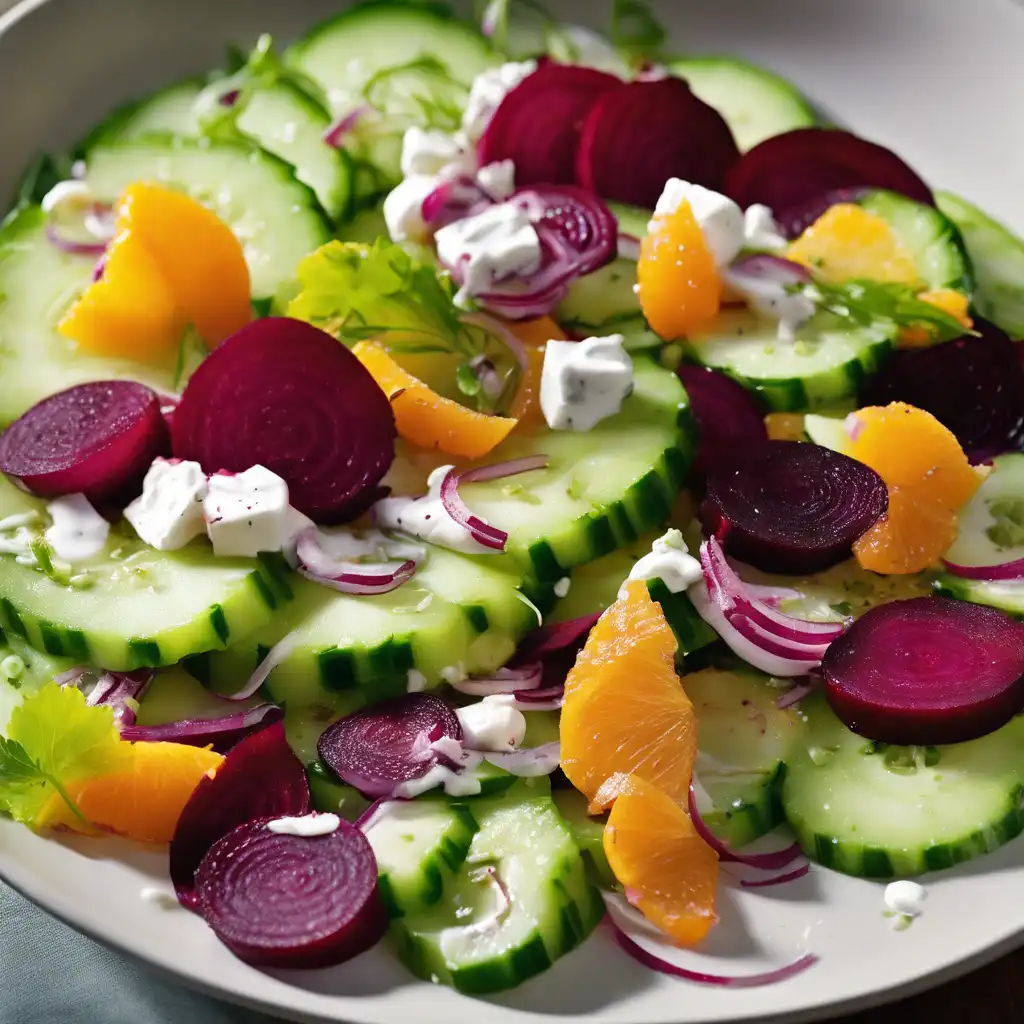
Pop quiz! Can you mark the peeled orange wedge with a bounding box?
[352,341,518,459]
[845,402,984,574]
[508,316,566,429]
[899,289,973,348]
[637,200,721,340]
[35,741,224,844]
[60,182,251,361]
[560,580,697,812]
[603,773,719,946]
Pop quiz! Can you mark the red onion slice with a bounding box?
[740,863,811,889]
[45,223,109,256]
[219,630,299,703]
[688,785,805,870]
[439,455,548,551]
[605,894,818,987]
[323,105,368,149]
[482,741,561,777]
[448,664,544,696]
[459,865,513,937]
[517,613,601,661]
[119,703,283,752]
[296,526,417,595]
[775,677,821,709]
[941,557,1024,581]
[617,233,641,261]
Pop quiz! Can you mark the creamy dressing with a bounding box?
[124,458,207,551]
[625,529,703,594]
[139,886,180,910]
[553,576,571,599]
[540,335,633,432]
[884,879,927,928]
[44,494,109,562]
[266,812,341,837]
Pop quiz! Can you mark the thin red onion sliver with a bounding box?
[688,785,805,870]
[45,224,109,256]
[323,105,368,149]
[354,796,393,832]
[119,703,282,745]
[449,664,544,696]
[610,917,818,988]
[776,678,820,709]
[740,863,811,889]
[519,612,601,660]
[727,615,829,662]
[296,527,417,595]
[512,683,564,702]
[482,741,560,777]
[941,557,1024,581]
[221,630,299,703]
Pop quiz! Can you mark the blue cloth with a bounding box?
[0,881,278,1024]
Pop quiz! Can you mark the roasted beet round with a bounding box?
[196,816,386,968]
[822,597,1024,745]
[575,77,740,207]
[170,721,310,908]
[860,320,1024,463]
[477,63,620,187]
[0,381,168,505]
[677,365,768,478]
[700,440,888,574]
[171,318,396,523]
[317,693,462,798]
[725,129,933,235]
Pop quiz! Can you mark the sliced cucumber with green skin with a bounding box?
[782,693,1024,878]
[82,136,331,302]
[668,56,818,151]
[0,206,182,426]
[75,78,205,152]
[286,4,495,117]
[685,308,896,412]
[0,634,77,734]
[685,667,806,848]
[367,798,479,917]
[935,575,1024,616]
[552,787,616,889]
[392,787,602,993]
[937,191,1024,337]
[461,358,694,579]
[803,412,848,451]
[856,190,973,294]
[307,761,373,820]
[0,477,290,671]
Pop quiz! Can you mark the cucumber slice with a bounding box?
[392,787,602,993]
[76,78,204,151]
[0,477,290,671]
[857,190,973,294]
[286,4,494,117]
[685,667,806,847]
[461,358,694,578]
[782,694,1024,877]
[685,308,895,412]
[937,191,1024,337]
[82,136,331,301]
[552,787,616,889]
[367,798,479,916]
[0,634,76,734]
[306,760,373,820]
[0,206,181,425]
[668,56,818,151]
[803,412,847,451]
[935,575,1024,616]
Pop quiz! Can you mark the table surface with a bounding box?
[0,0,1022,1019]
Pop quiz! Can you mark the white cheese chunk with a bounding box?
[475,159,516,200]
[540,335,633,432]
[884,880,927,918]
[625,529,703,594]
[461,60,537,142]
[203,465,303,559]
[400,126,472,178]
[743,203,787,251]
[434,202,542,307]
[44,494,109,562]
[382,174,437,243]
[124,458,207,551]
[652,178,745,266]
[456,700,527,752]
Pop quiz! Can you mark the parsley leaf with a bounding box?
[0,684,129,824]
[609,0,667,65]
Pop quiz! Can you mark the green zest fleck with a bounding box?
[502,483,542,505]
[986,498,1024,552]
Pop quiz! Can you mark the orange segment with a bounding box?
[787,203,921,286]
[637,201,721,340]
[507,316,565,429]
[603,773,719,946]
[352,341,518,459]
[58,232,186,360]
[899,289,973,348]
[845,402,984,574]
[35,741,223,844]
[561,580,696,812]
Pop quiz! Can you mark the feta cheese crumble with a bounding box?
[400,126,473,178]
[124,458,207,551]
[456,700,527,752]
[624,529,704,594]
[884,879,926,929]
[653,178,745,266]
[382,174,439,243]
[44,494,109,562]
[266,813,341,838]
[743,203,787,251]
[540,335,634,432]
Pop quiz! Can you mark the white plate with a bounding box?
[2,0,1024,1021]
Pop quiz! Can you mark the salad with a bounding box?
[1,0,1024,995]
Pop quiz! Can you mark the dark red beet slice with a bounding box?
[477,63,620,187]
[677,365,768,478]
[700,440,888,574]
[575,77,740,208]
[0,381,168,505]
[170,721,310,909]
[726,129,934,232]
[317,693,461,798]
[773,187,869,240]
[822,596,1024,745]
[860,319,1024,463]
[196,816,386,968]
[171,318,396,523]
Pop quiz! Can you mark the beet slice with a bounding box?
[171,318,396,523]
[860,319,1024,463]
[677,365,768,478]
[0,381,168,505]
[170,721,310,909]
[700,440,888,574]
[477,63,621,187]
[317,693,461,798]
[196,816,386,968]
[726,129,934,232]
[773,187,869,241]
[822,596,1024,745]
[575,77,740,208]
